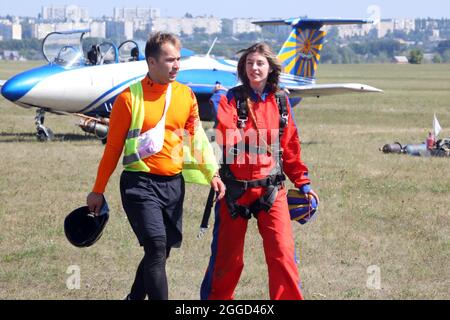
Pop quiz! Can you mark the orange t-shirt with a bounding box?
[92,76,199,193]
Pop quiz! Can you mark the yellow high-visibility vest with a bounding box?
[122,81,150,172]
[182,125,218,185]
[123,81,218,185]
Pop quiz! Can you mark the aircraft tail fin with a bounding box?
[253,18,372,79]
[277,26,326,79]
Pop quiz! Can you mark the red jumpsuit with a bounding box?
[200,88,310,300]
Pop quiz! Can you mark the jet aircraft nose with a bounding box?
[1,77,28,102]
[1,65,64,102]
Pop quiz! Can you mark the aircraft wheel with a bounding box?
[36,127,54,142]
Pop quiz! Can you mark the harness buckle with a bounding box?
[237,116,248,129]
[278,148,284,157]
[239,206,252,219]
[281,113,289,126]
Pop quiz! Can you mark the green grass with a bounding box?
[0,61,449,300]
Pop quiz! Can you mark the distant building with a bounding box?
[32,22,92,39]
[429,29,442,41]
[106,20,133,40]
[375,19,415,38]
[393,19,415,33]
[113,7,160,20]
[232,19,261,34]
[0,21,22,40]
[328,23,372,38]
[89,21,106,38]
[32,23,54,39]
[30,21,105,39]
[393,56,409,64]
[112,6,159,37]
[1,50,21,60]
[322,18,415,39]
[41,5,89,22]
[377,19,395,38]
[151,17,222,35]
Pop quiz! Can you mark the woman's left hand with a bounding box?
[210,176,226,201]
[307,189,320,206]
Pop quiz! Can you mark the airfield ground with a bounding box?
[0,61,448,299]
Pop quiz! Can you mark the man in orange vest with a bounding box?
[87,32,225,300]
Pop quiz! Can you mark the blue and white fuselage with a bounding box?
[0,19,382,140]
[2,62,147,116]
[0,51,318,120]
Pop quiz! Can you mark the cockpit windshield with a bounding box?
[118,40,144,62]
[42,29,87,67]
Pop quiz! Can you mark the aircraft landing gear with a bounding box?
[35,109,54,142]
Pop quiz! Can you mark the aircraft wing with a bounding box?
[253,18,372,28]
[285,83,382,98]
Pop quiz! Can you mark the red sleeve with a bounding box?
[281,97,311,188]
[216,94,242,147]
[92,92,131,193]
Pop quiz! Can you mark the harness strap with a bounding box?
[220,87,290,220]
[234,86,249,129]
[227,143,283,156]
[275,90,289,135]
[220,168,285,190]
[225,185,281,220]
[220,165,285,220]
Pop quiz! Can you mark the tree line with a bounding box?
[2,26,450,64]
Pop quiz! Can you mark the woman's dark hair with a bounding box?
[237,42,282,93]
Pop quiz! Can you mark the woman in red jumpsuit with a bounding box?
[200,43,319,300]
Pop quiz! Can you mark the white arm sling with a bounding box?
[137,83,172,159]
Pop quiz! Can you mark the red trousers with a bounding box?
[200,187,304,300]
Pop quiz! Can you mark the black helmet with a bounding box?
[64,198,109,247]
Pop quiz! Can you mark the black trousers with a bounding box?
[120,171,185,300]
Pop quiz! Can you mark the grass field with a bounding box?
[0,61,449,300]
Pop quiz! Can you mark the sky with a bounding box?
[0,0,449,19]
